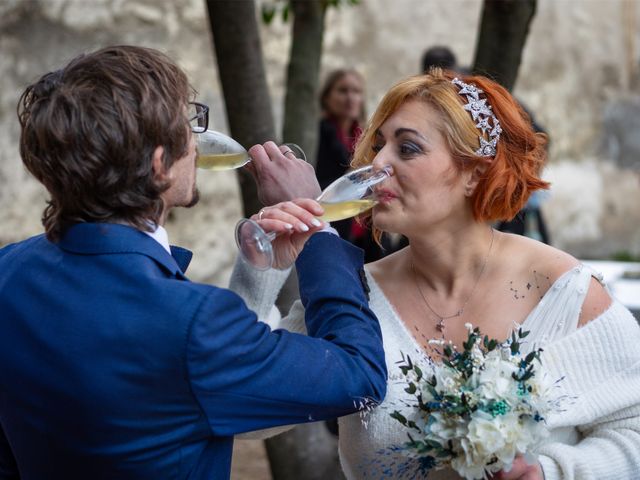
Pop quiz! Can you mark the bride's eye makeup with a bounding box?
[372,131,385,153]
[399,141,422,157]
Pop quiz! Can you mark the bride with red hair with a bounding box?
[233,69,640,480]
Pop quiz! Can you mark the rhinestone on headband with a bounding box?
[451,77,502,157]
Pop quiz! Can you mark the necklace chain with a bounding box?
[411,228,495,334]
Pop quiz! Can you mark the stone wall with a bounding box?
[0,0,237,285]
[1,0,639,286]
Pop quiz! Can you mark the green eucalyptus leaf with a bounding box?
[262,5,276,24]
[390,410,407,425]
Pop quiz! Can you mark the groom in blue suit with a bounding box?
[0,46,386,479]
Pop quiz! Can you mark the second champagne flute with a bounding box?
[195,129,306,170]
[235,165,392,270]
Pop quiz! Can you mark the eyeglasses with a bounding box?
[188,102,209,133]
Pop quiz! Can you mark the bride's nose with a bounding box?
[371,155,394,177]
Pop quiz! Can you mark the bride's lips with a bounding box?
[375,188,398,204]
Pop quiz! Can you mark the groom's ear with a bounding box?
[152,146,169,182]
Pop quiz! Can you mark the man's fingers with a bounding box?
[278,144,294,158]
[263,141,288,163]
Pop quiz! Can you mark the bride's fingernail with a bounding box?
[284,223,293,230]
[298,223,309,232]
[310,218,322,227]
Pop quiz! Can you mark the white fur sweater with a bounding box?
[229,262,640,479]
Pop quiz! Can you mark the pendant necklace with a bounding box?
[411,228,495,334]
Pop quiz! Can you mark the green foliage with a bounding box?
[611,250,640,262]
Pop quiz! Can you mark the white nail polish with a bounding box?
[311,218,322,227]
[284,223,293,230]
[299,223,309,232]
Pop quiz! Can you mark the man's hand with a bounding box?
[492,456,544,480]
[249,199,325,270]
[245,141,321,206]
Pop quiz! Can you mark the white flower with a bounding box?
[428,412,468,442]
[467,410,507,458]
[451,438,489,480]
[475,355,518,401]
[433,365,462,394]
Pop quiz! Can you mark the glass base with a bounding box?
[235,218,274,271]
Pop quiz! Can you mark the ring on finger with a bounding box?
[282,149,294,158]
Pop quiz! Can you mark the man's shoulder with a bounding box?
[0,234,47,260]
[152,275,248,318]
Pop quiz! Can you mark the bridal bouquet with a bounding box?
[388,324,560,480]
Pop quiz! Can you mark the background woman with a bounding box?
[316,68,406,260]
[234,69,640,479]
[316,69,365,192]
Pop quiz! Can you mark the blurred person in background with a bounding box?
[316,69,366,194]
[316,69,406,261]
[421,45,459,73]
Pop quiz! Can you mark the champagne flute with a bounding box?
[236,165,392,270]
[195,129,305,170]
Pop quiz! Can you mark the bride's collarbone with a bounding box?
[388,281,534,349]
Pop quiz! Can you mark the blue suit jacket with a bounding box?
[0,223,386,479]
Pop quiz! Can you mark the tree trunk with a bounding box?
[472,0,537,91]
[274,0,326,364]
[282,0,326,166]
[267,4,344,479]
[266,423,345,480]
[206,0,276,216]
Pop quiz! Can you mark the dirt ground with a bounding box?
[231,439,272,479]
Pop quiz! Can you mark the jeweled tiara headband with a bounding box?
[451,77,502,157]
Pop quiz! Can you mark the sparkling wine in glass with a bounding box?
[195,129,305,170]
[236,165,391,270]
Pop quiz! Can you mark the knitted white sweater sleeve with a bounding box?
[226,257,290,326]
[538,302,640,479]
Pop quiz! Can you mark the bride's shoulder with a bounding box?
[496,231,578,282]
[496,232,611,326]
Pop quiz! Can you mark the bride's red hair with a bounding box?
[352,69,549,224]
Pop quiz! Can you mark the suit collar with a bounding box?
[57,223,192,276]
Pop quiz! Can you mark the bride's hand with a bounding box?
[491,455,543,480]
[251,199,325,270]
